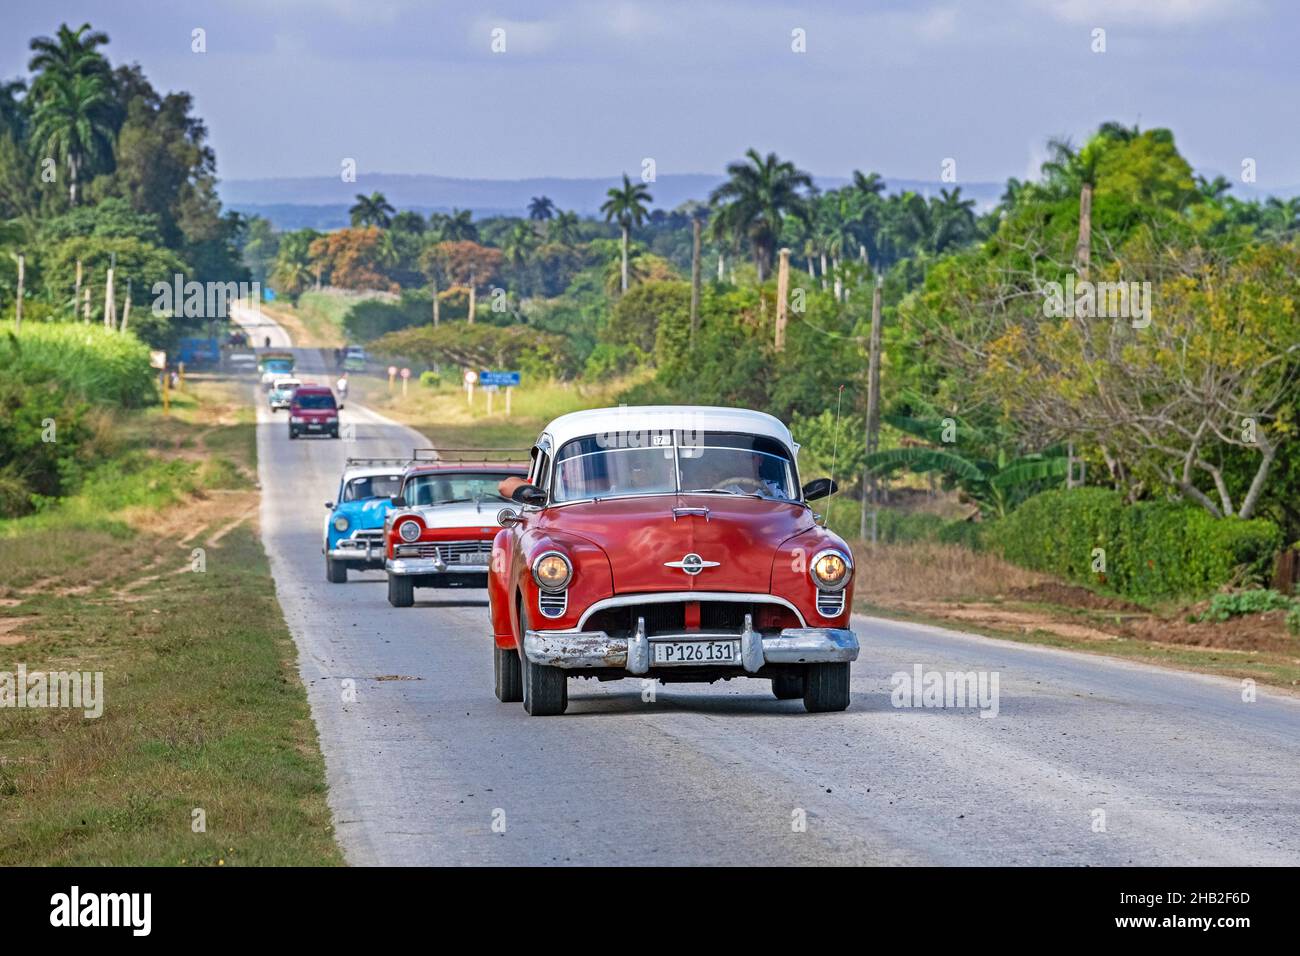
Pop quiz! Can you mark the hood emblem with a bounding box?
[664,553,720,576]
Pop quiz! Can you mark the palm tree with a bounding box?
[1194,174,1232,201]
[549,209,580,246]
[504,220,538,271]
[600,173,652,292]
[527,195,555,222]
[931,187,977,254]
[1041,135,1107,279]
[709,149,813,281]
[29,71,115,206]
[390,209,426,234]
[349,191,394,228]
[440,208,477,242]
[28,23,111,89]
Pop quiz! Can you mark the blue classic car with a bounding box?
[323,458,410,582]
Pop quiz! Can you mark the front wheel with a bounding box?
[772,672,804,700]
[288,428,298,440]
[519,608,566,715]
[803,662,851,713]
[387,573,414,607]
[494,643,523,702]
[325,556,347,583]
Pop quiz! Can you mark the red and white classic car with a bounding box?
[384,452,528,607]
[489,406,860,716]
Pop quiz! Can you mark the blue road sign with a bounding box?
[479,370,521,387]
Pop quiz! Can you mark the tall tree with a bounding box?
[29,71,115,205]
[527,195,555,222]
[709,148,812,281]
[439,207,478,242]
[601,173,652,293]
[349,191,394,228]
[549,209,580,246]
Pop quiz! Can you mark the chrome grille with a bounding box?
[538,589,567,618]
[401,540,492,563]
[816,590,846,617]
[352,529,384,542]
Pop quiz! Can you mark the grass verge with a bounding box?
[0,377,342,865]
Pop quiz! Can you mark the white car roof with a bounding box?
[542,405,796,453]
[273,378,301,387]
[340,464,406,482]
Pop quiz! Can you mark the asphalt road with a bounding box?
[232,304,1300,866]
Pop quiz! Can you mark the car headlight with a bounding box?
[397,519,422,542]
[333,515,349,532]
[531,551,572,591]
[290,415,305,423]
[810,549,851,591]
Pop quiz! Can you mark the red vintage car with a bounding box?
[488,406,859,716]
[384,451,528,607]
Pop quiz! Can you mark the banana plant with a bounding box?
[864,414,1070,517]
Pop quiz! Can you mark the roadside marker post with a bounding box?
[506,386,512,417]
[463,369,478,406]
[387,365,397,393]
[400,367,410,397]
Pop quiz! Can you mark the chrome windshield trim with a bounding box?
[575,592,807,630]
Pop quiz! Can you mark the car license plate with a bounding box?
[457,552,481,564]
[307,423,321,430]
[652,639,739,665]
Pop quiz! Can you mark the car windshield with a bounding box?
[294,393,335,410]
[343,474,402,501]
[403,472,513,507]
[552,431,796,502]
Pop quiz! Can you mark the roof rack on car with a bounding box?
[344,457,413,468]
[411,447,530,463]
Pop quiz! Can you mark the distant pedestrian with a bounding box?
[336,372,349,402]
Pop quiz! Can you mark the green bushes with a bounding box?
[342,291,430,341]
[0,321,155,517]
[1,321,155,407]
[989,488,1281,599]
[370,322,578,380]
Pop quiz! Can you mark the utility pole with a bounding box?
[83,286,91,322]
[104,253,116,329]
[859,275,884,539]
[15,253,23,330]
[120,280,132,332]
[431,278,440,327]
[74,260,82,320]
[774,247,790,352]
[689,215,702,347]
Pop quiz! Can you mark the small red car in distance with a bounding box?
[287,384,340,440]
[384,450,528,607]
[489,406,859,716]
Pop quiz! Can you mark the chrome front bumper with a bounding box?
[523,613,859,675]
[385,557,489,576]
[328,540,383,562]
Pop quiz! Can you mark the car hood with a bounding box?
[535,493,815,594]
[411,499,509,530]
[335,497,391,529]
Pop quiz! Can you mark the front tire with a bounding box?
[325,556,347,583]
[803,662,851,713]
[387,573,414,607]
[494,643,523,703]
[288,428,298,440]
[519,608,567,715]
[772,672,804,700]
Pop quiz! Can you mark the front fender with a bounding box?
[513,529,614,635]
[770,528,855,627]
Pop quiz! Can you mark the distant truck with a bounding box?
[258,351,295,389]
[178,337,221,366]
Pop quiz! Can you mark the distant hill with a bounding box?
[219,171,1300,231]
[218,172,1007,230]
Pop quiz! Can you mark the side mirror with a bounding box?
[390,495,407,508]
[510,483,546,506]
[802,477,837,502]
[497,508,523,527]
[325,501,334,510]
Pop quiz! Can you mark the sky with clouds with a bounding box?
[3,0,1296,187]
